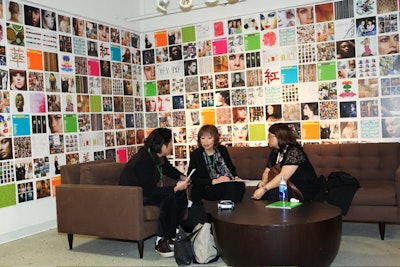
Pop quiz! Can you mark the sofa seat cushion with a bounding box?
[80,162,126,185]
[352,180,396,206]
[143,206,160,221]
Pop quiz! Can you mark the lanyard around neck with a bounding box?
[207,154,215,169]
[156,166,163,187]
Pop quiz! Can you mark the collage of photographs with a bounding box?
[0,0,400,207]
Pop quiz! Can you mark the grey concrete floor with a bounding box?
[1,222,400,266]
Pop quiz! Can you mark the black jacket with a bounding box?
[119,147,183,198]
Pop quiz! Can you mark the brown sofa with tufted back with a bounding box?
[226,143,400,240]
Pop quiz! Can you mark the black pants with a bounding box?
[202,181,246,203]
[184,182,246,232]
[144,190,187,239]
[260,187,294,201]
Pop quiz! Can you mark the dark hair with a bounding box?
[266,104,281,117]
[305,102,318,112]
[144,128,172,153]
[303,102,318,119]
[197,124,220,148]
[268,123,299,152]
[24,6,40,26]
[10,69,26,77]
[219,91,230,105]
[9,1,19,14]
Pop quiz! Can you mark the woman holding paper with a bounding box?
[119,128,190,258]
[252,123,320,201]
[188,124,245,204]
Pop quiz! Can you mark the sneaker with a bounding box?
[155,238,174,257]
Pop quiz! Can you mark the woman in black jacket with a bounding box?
[188,124,245,204]
[119,128,190,258]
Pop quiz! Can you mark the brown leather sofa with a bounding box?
[226,143,400,240]
[56,159,159,258]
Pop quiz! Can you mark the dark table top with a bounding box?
[211,200,342,226]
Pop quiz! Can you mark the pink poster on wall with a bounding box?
[87,58,100,76]
[213,21,224,37]
[212,38,228,55]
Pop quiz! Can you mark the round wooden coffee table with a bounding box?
[211,201,342,267]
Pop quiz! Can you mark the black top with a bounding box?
[267,145,320,201]
[188,145,238,200]
[119,147,183,198]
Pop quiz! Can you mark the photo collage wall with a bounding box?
[0,0,143,207]
[1,0,400,208]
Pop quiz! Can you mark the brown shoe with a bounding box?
[155,238,174,257]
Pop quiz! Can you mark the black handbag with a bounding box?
[174,227,194,266]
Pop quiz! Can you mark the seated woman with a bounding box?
[184,125,245,231]
[252,123,320,201]
[188,124,245,204]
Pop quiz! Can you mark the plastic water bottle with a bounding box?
[279,176,288,203]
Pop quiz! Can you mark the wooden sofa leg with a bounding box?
[138,240,144,258]
[67,234,74,249]
[379,222,385,240]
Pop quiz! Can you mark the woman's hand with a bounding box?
[234,176,242,181]
[212,176,231,184]
[252,187,266,200]
[174,178,190,192]
[257,181,266,189]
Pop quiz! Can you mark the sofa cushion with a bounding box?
[80,162,126,185]
[60,158,114,184]
[227,146,270,180]
[352,180,397,206]
[143,206,160,221]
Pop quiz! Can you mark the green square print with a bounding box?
[182,26,196,43]
[249,124,266,141]
[0,184,17,208]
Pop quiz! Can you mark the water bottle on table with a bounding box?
[279,176,288,203]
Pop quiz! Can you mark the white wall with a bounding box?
[134,0,334,32]
[25,0,333,32]
[0,198,56,243]
[1,0,332,244]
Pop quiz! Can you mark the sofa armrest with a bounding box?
[56,184,146,238]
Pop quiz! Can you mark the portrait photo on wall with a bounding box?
[184,59,197,76]
[356,16,377,37]
[215,73,229,89]
[7,1,23,24]
[340,101,358,118]
[142,49,155,65]
[86,21,97,40]
[336,39,356,59]
[58,15,71,33]
[382,117,400,138]
[41,9,57,31]
[381,96,400,117]
[169,45,182,61]
[9,69,27,90]
[24,5,41,28]
[301,102,320,120]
